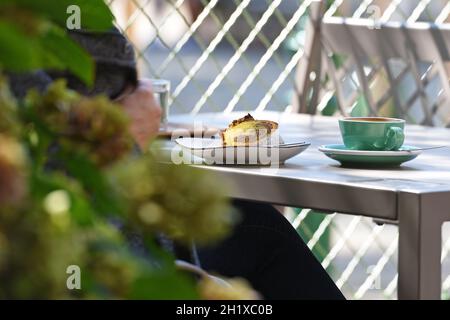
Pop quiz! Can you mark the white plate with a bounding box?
[176,137,310,165]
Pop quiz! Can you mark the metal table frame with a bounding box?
[200,169,448,300]
[170,112,450,300]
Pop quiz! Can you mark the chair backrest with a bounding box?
[293,0,450,127]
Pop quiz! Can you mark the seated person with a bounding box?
[10,29,344,300]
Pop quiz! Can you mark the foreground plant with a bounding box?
[0,0,256,300]
[0,79,243,299]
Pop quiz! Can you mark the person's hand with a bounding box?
[117,79,162,150]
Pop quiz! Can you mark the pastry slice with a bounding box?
[221,114,279,146]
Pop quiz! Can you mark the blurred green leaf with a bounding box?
[0,21,40,71]
[0,0,114,31]
[57,151,125,217]
[351,95,370,117]
[30,171,95,226]
[41,26,94,86]
[130,270,199,300]
[0,0,113,85]
[321,95,338,116]
[332,53,346,69]
[0,20,93,85]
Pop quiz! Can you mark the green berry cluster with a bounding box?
[0,78,251,299]
[110,156,237,246]
[25,80,134,166]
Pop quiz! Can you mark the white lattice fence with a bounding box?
[108,0,450,299]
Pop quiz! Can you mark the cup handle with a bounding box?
[384,127,404,150]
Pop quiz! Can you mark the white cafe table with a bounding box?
[169,111,450,300]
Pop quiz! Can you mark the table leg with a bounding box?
[398,192,442,300]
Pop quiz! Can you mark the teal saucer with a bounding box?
[318,144,421,168]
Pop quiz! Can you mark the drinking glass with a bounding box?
[151,79,171,130]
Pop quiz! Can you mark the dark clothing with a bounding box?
[9,29,137,100]
[198,200,345,300]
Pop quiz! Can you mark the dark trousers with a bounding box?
[197,199,345,300]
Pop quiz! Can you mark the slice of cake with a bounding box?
[220,114,280,146]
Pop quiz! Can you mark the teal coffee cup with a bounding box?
[339,117,405,151]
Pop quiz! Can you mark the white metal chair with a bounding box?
[293,0,450,127]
